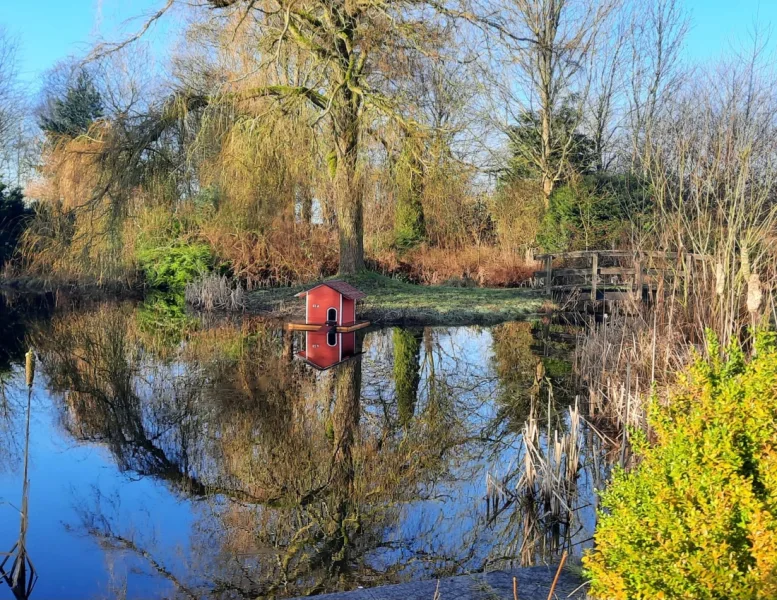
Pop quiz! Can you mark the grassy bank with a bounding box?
[247,271,546,325]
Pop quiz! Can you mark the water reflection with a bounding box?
[0,299,608,599]
[297,331,361,370]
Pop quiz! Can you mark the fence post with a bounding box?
[591,252,598,302]
[545,255,553,296]
[634,255,643,303]
[684,253,692,304]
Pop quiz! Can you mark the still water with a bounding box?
[0,296,607,599]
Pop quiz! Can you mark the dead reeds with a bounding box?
[487,396,583,566]
[573,308,693,452]
[185,273,246,312]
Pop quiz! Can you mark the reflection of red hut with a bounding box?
[297,331,359,370]
[286,280,370,332]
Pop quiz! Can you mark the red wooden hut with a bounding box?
[287,280,369,332]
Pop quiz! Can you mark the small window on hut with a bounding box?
[327,307,337,323]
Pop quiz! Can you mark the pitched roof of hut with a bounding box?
[295,280,367,300]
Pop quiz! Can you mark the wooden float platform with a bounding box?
[285,320,371,333]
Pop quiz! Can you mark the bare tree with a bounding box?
[585,6,628,172]
[495,0,617,204]
[0,28,20,143]
[0,27,28,184]
[646,32,777,347]
[625,0,688,171]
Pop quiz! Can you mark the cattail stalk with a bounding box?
[715,262,725,296]
[25,350,35,388]
[747,273,762,315]
[740,243,751,281]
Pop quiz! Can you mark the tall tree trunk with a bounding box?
[333,95,365,275]
[541,107,554,205]
[335,158,364,274]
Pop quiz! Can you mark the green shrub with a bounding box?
[537,174,653,252]
[393,147,426,250]
[584,334,777,599]
[136,242,212,292]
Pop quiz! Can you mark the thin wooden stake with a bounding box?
[547,550,568,600]
[513,575,519,600]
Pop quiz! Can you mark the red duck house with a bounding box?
[287,280,370,333]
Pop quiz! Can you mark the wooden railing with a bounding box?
[534,250,711,303]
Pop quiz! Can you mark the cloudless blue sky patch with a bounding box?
[1,0,777,91]
[684,0,777,61]
[0,0,178,91]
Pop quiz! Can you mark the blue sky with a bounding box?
[0,0,776,90]
[684,0,777,60]
[0,0,172,88]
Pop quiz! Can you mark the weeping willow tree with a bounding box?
[179,14,324,232]
[23,51,207,282]
[23,127,134,280]
[193,87,332,284]
[97,0,471,275]
[25,38,330,284]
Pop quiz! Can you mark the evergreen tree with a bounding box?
[40,70,103,137]
[0,179,29,266]
[503,105,596,185]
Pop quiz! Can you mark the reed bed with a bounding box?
[573,261,775,462]
[572,307,699,467]
[185,273,246,312]
[487,396,583,565]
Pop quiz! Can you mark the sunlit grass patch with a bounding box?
[247,270,544,325]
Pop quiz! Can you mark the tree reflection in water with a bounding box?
[11,302,607,598]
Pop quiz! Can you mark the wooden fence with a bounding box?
[534,250,711,305]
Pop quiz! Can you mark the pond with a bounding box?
[0,295,610,599]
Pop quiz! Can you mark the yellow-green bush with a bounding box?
[584,334,777,599]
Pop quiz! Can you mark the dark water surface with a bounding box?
[0,296,606,599]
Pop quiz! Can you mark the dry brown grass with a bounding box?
[371,245,538,287]
[200,220,338,288]
[185,273,246,311]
